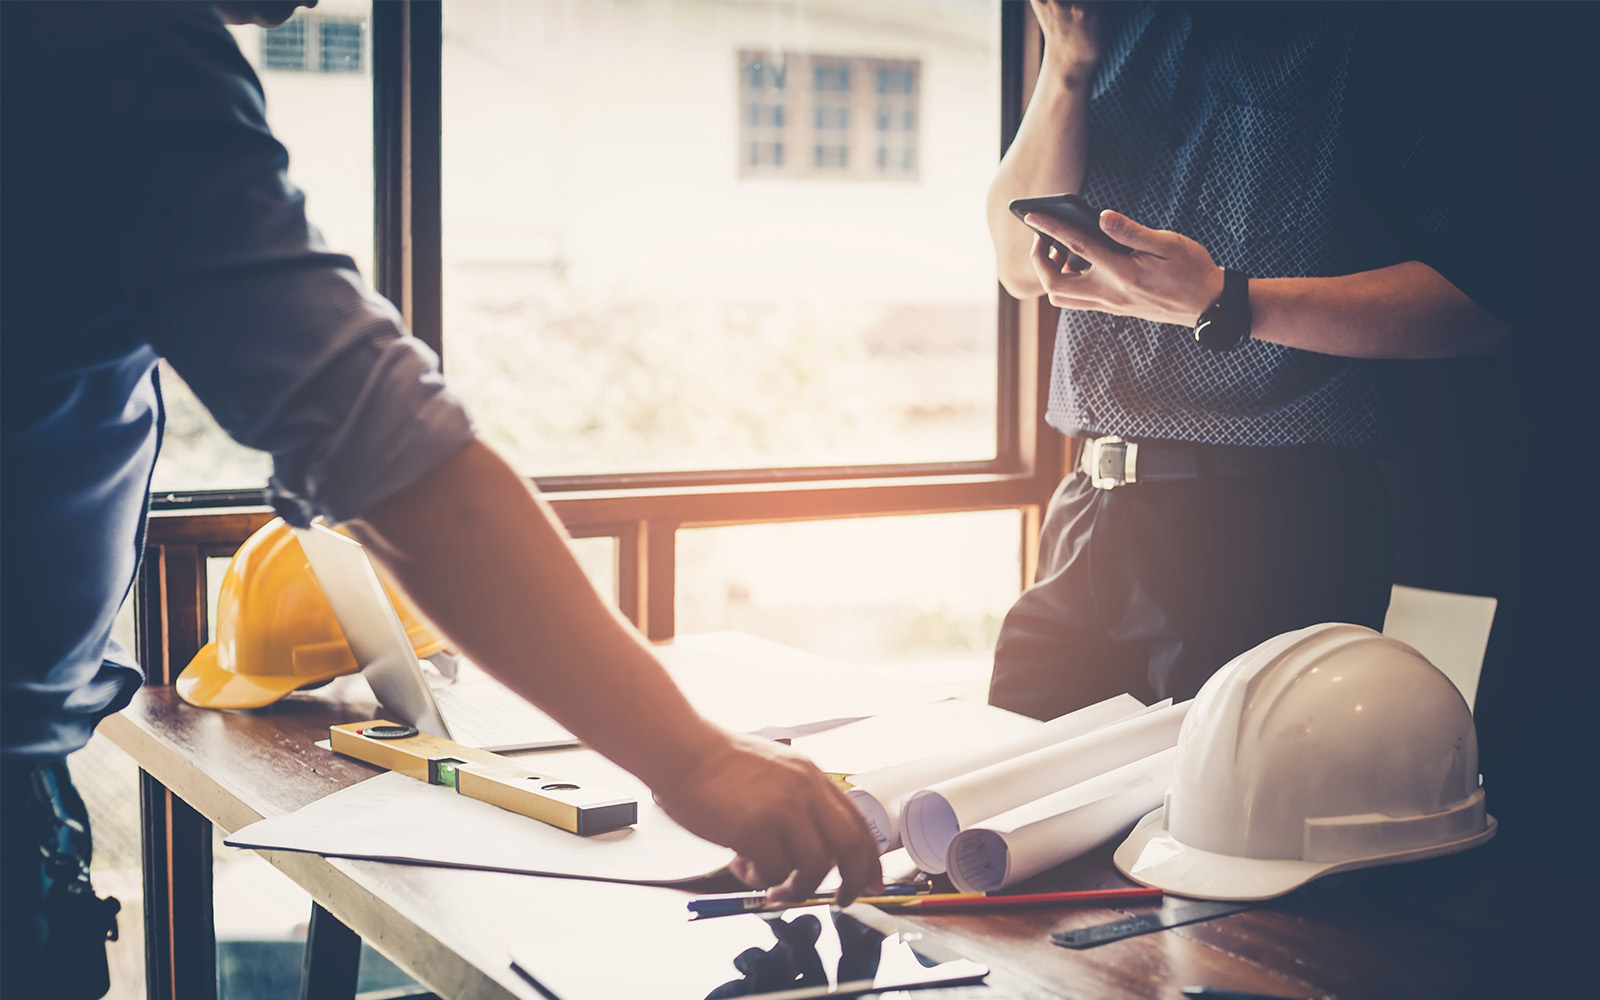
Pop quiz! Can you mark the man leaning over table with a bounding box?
[984,1,1520,722]
[0,3,881,996]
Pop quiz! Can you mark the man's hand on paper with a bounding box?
[652,731,884,905]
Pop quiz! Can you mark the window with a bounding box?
[739,51,921,182]
[319,19,365,74]
[261,18,306,71]
[152,0,1053,661]
[154,6,375,495]
[742,55,788,170]
[445,7,991,478]
[261,13,366,75]
[135,4,1056,996]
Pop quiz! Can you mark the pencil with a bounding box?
[688,886,1161,918]
[882,887,1163,911]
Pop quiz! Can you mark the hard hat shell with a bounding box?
[175,518,445,710]
[1114,623,1495,901]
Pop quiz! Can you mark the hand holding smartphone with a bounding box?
[1008,193,1133,270]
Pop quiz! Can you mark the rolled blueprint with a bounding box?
[901,699,1191,872]
[945,747,1177,892]
[845,693,1150,852]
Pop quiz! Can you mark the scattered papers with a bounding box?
[845,694,1148,853]
[945,748,1176,893]
[225,751,734,885]
[901,700,1191,873]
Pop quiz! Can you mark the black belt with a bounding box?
[1077,434,1312,489]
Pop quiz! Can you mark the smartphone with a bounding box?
[1008,193,1133,269]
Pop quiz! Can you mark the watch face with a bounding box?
[1194,306,1243,351]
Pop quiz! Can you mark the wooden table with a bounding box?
[104,683,1575,1000]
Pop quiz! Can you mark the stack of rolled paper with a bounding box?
[845,696,1189,892]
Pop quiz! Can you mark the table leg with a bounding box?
[300,903,362,1000]
[139,771,216,1000]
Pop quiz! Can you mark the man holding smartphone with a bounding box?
[983,2,1519,721]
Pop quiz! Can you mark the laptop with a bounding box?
[295,523,579,752]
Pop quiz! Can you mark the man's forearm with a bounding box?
[1248,262,1512,359]
[346,439,722,793]
[987,56,1094,298]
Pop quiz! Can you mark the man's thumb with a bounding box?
[1098,210,1160,251]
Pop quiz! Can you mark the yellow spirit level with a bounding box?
[330,721,638,836]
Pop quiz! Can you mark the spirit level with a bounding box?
[330,721,638,836]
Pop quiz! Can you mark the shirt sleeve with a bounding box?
[64,2,474,526]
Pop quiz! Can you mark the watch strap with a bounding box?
[1193,268,1251,352]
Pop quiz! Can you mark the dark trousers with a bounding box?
[990,444,1394,721]
[2,757,119,1000]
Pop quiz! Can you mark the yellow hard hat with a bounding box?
[176,517,446,710]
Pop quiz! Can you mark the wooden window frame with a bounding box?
[142,0,1060,641]
[136,8,1054,991]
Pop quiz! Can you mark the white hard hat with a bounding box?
[1114,623,1495,901]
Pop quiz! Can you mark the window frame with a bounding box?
[134,9,1049,992]
[141,0,1060,644]
[135,8,1052,997]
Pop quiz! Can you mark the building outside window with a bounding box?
[739,50,922,182]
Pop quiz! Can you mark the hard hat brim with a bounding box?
[1112,806,1498,902]
[175,643,331,710]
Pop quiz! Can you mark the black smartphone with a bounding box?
[1008,193,1133,269]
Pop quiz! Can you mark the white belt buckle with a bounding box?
[1087,436,1139,490]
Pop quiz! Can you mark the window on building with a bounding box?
[319,19,366,73]
[261,18,307,71]
[739,51,921,182]
[742,55,788,171]
[261,14,366,75]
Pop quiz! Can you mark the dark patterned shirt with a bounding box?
[1050,2,1516,449]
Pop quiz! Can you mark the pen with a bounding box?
[688,886,1162,918]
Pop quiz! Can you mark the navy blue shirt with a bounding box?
[1050,2,1525,449]
[1,2,475,758]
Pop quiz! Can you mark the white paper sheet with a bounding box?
[789,699,1043,778]
[844,693,1147,853]
[945,748,1176,892]
[655,632,978,735]
[225,753,735,885]
[901,699,1191,872]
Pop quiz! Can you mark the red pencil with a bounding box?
[883,887,1162,911]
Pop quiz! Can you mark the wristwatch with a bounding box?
[1193,268,1251,352]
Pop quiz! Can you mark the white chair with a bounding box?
[1381,584,1497,712]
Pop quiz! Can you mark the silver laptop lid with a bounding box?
[294,523,453,740]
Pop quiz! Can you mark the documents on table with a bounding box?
[225,750,734,884]
[787,697,1046,779]
[654,631,980,737]
[842,693,1149,853]
[836,696,1190,891]
[945,748,1177,892]
[901,700,1190,873]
